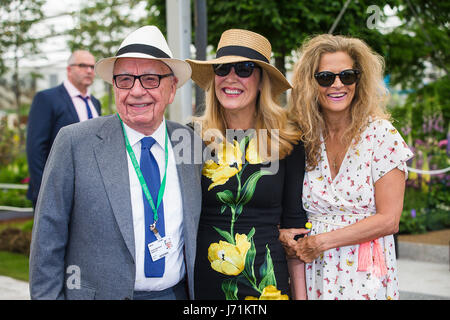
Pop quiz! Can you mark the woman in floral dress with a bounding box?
[284,34,414,300]
[186,29,309,300]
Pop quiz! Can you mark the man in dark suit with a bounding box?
[26,50,102,207]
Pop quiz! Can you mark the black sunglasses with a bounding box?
[314,69,360,87]
[213,61,260,78]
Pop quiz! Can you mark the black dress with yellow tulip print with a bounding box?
[194,136,308,300]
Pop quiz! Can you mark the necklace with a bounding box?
[325,142,343,172]
[332,156,338,170]
[331,152,341,170]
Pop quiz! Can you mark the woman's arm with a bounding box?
[278,141,310,298]
[287,258,307,300]
[296,168,406,263]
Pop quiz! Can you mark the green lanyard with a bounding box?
[117,113,168,226]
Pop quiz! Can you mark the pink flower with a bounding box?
[21,177,30,184]
[438,139,447,148]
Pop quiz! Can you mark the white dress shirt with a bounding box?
[123,118,185,292]
[63,79,99,121]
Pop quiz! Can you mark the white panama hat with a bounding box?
[95,25,191,88]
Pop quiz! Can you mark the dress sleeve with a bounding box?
[371,119,414,183]
[280,141,308,229]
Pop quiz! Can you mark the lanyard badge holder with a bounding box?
[117,113,172,260]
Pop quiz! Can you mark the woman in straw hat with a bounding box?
[186,29,310,300]
[285,34,413,300]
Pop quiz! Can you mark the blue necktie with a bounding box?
[140,137,165,277]
[77,95,93,119]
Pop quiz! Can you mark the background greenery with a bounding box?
[0,0,448,284]
[0,0,448,230]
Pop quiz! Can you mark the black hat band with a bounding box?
[216,46,269,63]
[116,44,171,59]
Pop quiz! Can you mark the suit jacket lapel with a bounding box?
[93,115,136,262]
[166,121,191,229]
[92,97,102,115]
[58,84,80,122]
[166,120,202,299]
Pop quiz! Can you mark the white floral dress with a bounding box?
[303,119,413,300]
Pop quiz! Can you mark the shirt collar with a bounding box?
[122,117,166,150]
[64,79,91,98]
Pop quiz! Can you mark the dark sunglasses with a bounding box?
[314,69,360,87]
[213,61,260,78]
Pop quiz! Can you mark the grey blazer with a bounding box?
[29,114,203,299]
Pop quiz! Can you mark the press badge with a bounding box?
[148,236,173,262]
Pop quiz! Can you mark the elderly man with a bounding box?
[29,26,202,300]
[26,50,101,207]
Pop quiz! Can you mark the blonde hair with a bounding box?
[193,69,300,160]
[288,34,390,171]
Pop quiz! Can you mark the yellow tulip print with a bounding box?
[245,137,264,164]
[202,159,241,191]
[202,140,243,191]
[245,285,289,300]
[202,136,279,299]
[208,233,251,276]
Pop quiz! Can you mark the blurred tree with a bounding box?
[141,0,166,34]
[204,0,399,75]
[144,0,398,72]
[145,0,397,105]
[145,0,448,88]
[0,0,45,126]
[385,0,449,88]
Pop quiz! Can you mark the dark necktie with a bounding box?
[77,95,93,119]
[140,137,165,277]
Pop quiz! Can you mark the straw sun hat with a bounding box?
[95,25,191,88]
[186,29,291,97]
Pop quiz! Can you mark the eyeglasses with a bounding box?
[70,63,95,70]
[314,69,360,87]
[213,62,260,78]
[113,73,174,89]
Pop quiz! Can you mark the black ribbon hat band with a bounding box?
[116,44,171,59]
[216,45,269,63]
[117,44,269,64]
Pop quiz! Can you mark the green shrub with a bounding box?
[401,187,450,234]
[20,219,34,232]
[0,154,29,183]
[399,208,427,234]
[0,153,32,207]
[0,118,23,167]
[0,228,31,256]
[0,189,32,207]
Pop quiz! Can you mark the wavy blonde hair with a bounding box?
[193,68,300,160]
[288,34,390,171]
